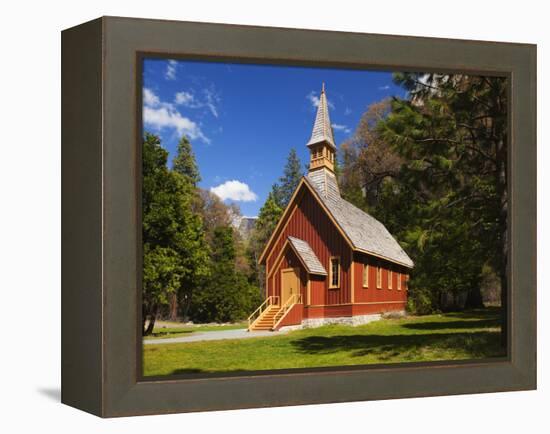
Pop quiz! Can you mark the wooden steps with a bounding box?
[249,305,280,331]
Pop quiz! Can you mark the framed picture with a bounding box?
[61,16,536,417]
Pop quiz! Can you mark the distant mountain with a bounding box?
[236,216,258,240]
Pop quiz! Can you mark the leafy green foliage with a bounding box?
[142,132,263,328]
[142,133,209,333]
[192,227,262,322]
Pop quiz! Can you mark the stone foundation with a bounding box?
[278,312,398,332]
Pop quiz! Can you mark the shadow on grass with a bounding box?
[168,368,205,375]
[291,331,504,360]
[443,307,502,320]
[401,318,500,331]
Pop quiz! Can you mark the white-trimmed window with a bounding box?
[388,270,393,289]
[397,272,402,290]
[376,266,382,289]
[362,264,369,288]
[329,257,340,288]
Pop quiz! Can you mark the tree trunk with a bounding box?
[168,293,179,321]
[465,286,484,309]
[143,306,158,336]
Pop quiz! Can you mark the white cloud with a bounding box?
[344,107,352,115]
[142,88,209,143]
[143,88,160,107]
[332,123,351,134]
[306,91,335,110]
[165,60,178,80]
[174,91,195,106]
[203,87,220,118]
[378,85,391,91]
[210,180,258,202]
[173,87,221,118]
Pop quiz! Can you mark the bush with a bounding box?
[406,286,439,315]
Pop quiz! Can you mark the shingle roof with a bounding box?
[304,169,414,268]
[287,236,327,275]
[306,83,336,149]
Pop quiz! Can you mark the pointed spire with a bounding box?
[307,84,335,149]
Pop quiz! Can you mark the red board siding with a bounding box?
[266,188,351,305]
[352,252,408,306]
[276,304,303,329]
[305,304,352,319]
[309,276,326,305]
[302,302,405,320]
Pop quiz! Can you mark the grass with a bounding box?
[144,322,247,340]
[143,307,505,376]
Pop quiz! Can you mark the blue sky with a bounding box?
[142,58,406,217]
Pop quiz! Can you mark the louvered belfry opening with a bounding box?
[307,83,337,173]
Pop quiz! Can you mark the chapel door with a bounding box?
[281,268,300,305]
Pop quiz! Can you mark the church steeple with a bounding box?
[307,83,336,173]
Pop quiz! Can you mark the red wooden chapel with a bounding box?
[249,84,414,331]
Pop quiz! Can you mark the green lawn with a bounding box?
[143,308,505,376]
[144,322,247,340]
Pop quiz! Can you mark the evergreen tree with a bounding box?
[142,133,209,334]
[375,73,507,336]
[192,227,261,322]
[172,135,201,186]
[248,192,283,292]
[273,148,304,208]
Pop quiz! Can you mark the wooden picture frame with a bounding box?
[61,16,536,417]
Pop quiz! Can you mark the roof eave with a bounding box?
[306,139,336,149]
[354,247,414,269]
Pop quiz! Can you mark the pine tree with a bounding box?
[172,135,201,186]
[248,192,283,292]
[375,73,507,335]
[192,227,261,322]
[274,148,304,208]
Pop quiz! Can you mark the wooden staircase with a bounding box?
[247,294,302,332]
[249,305,280,331]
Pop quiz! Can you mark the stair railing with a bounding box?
[272,294,302,330]
[247,295,279,330]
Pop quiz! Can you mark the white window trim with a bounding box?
[329,256,340,289]
[376,266,382,289]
